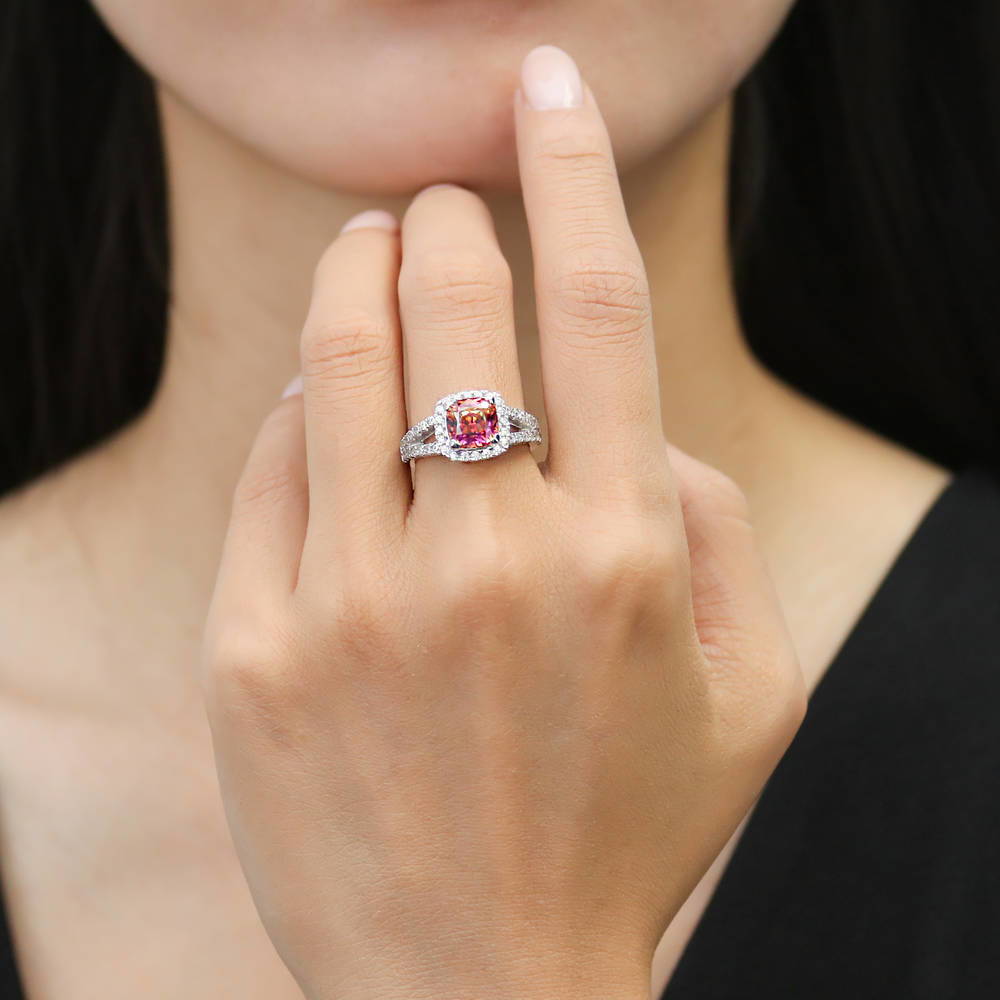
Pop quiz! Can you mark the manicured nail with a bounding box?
[339,209,399,235]
[520,45,583,111]
[281,375,303,399]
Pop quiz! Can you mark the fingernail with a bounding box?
[281,375,303,399]
[520,45,583,111]
[339,209,399,235]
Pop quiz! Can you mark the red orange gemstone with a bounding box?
[445,396,499,449]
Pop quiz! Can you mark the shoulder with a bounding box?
[810,464,1000,741]
[859,464,1000,679]
[780,465,1000,873]
[891,464,1000,595]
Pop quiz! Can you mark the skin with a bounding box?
[0,3,951,999]
[88,0,793,193]
[202,68,810,1000]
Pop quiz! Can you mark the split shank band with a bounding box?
[400,388,541,464]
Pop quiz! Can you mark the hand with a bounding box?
[201,45,805,1000]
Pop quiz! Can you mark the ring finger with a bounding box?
[399,183,540,501]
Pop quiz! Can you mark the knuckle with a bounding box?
[299,571,403,661]
[705,639,807,768]
[202,620,298,722]
[753,642,809,732]
[533,124,614,180]
[770,667,809,743]
[300,307,396,393]
[688,467,752,525]
[548,252,651,346]
[400,248,512,330]
[572,520,687,610]
[328,589,399,663]
[434,531,529,624]
[731,672,808,770]
[233,466,297,511]
[233,456,302,512]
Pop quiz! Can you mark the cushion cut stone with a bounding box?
[445,396,499,449]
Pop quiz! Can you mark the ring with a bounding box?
[400,388,541,463]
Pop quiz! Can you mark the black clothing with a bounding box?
[2,467,999,1000]
[663,466,1000,999]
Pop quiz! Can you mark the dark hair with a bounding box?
[2,1,999,495]
[1,0,167,495]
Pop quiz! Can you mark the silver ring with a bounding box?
[400,388,541,463]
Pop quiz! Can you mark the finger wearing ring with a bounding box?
[400,388,541,463]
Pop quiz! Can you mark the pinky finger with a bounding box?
[210,390,309,624]
[666,442,805,714]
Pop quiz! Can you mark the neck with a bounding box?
[144,87,763,511]
[52,85,941,678]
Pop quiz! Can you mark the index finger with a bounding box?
[515,46,668,499]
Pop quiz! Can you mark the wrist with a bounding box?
[306,947,652,1000]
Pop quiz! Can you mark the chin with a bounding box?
[231,63,687,197]
[94,0,795,196]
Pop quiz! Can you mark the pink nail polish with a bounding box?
[520,45,583,111]
[339,209,399,235]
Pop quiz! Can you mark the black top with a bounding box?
[1,466,999,999]
[664,465,1000,999]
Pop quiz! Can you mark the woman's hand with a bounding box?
[201,46,805,1000]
